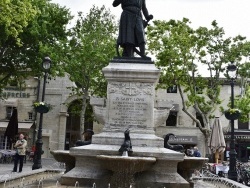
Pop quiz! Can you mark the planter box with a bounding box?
[35,105,49,113]
[225,110,240,120]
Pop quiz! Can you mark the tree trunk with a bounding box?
[177,84,211,155]
[80,90,88,140]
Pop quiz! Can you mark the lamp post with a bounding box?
[32,57,51,170]
[227,62,238,181]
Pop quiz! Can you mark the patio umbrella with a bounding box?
[4,108,18,149]
[208,117,226,164]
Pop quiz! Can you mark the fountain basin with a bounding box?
[178,156,208,187]
[50,150,75,173]
[97,155,156,188]
[60,144,189,187]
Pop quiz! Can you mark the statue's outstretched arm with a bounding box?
[113,0,122,7]
[142,0,153,21]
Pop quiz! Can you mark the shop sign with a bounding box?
[168,136,198,145]
[1,92,30,98]
[224,135,250,140]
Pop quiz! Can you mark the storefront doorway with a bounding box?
[64,100,93,150]
[238,143,250,162]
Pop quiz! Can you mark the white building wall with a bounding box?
[1,74,247,158]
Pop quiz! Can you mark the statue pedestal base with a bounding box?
[58,58,189,188]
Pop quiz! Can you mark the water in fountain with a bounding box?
[0,173,11,188]
[75,180,79,187]
[20,177,25,187]
[97,154,156,188]
[122,151,128,157]
[38,178,43,187]
[3,179,7,188]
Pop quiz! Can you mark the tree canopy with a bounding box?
[0,0,72,92]
[147,18,250,140]
[0,0,37,43]
[63,5,117,135]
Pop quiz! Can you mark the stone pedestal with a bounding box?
[92,58,167,147]
[60,58,189,188]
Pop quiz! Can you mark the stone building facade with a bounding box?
[0,75,249,161]
[0,77,39,150]
[154,83,250,161]
[0,75,75,158]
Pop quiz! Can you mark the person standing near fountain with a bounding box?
[13,133,27,173]
[113,0,153,58]
[193,146,201,157]
[193,146,202,177]
[75,129,94,146]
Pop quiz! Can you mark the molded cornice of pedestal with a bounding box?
[112,57,154,64]
[103,57,160,83]
[92,132,164,147]
[69,144,184,161]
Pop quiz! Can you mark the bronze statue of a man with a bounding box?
[113,0,153,58]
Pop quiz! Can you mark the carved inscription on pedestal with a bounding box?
[108,82,154,130]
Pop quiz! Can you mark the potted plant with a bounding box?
[224,108,241,120]
[33,102,52,113]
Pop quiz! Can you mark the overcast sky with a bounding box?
[51,0,250,39]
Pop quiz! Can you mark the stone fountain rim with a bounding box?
[183,156,209,161]
[96,154,157,162]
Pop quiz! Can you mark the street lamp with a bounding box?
[32,57,51,170]
[226,62,238,181]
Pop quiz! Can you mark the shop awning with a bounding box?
[0,122,33,131]
[4,99,18,107]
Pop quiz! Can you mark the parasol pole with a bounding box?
[4,136,7,150]
[215,150,219,164]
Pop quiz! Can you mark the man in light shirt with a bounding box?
[13,133,27,173]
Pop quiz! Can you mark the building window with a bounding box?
[238,119,249,130]
[6,107,14,119]
[196,113,204,127]
[0,135,10,149]
[28,112,33,120]
[167,85,177,93]
[166,111,177,126]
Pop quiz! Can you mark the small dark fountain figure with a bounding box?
[75,129,94,146]
[113,0,153,58]
[119,129,133,155]
[164,133,184,152]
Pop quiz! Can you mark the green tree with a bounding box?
[63,6,117,137]
[0,0,37,44]
[147,18,249,149]
[0,0,72,92]
[234,86,250,122]
[232,42,250,122]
